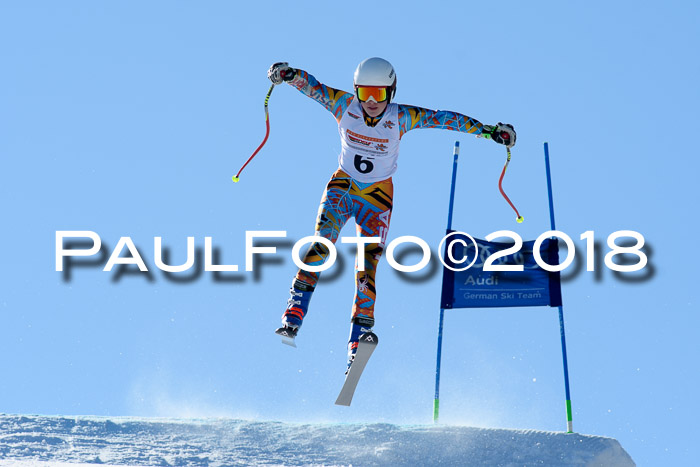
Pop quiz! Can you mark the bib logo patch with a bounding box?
[347,132,372,147]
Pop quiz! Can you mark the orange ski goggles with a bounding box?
[355,86,388,103]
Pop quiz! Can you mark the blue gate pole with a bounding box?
[544,142,574,433]
[434,141,460,423]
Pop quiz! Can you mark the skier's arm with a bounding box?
[397,105,484,137]
[287,69,354,122]
[398,105,516,147]
[267,62,354,122]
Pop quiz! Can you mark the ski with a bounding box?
[275,326,297,348]
[335,332,378,406]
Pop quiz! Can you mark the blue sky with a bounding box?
[1,1,698,465]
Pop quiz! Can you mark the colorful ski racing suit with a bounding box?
[284,69,487,331]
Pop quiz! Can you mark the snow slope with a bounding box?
[0,414,634,466]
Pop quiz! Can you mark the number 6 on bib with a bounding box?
[354,155,374,174]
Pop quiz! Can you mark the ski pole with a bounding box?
[232,83,276,183]
[499,147,524,223]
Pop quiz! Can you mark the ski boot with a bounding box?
[346,316,374,374]
[275,280,314,347]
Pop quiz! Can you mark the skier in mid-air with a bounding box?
[269,58,516,372]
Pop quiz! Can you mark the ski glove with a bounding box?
[483,123,517,148]
[267,62,296,85]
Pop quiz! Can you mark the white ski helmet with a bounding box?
[353,57,397,102]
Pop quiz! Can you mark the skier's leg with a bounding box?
[280,171,353,332]
[345,177,393,369]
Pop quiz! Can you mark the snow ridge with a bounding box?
[0,414,635,466]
